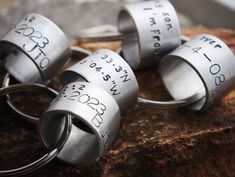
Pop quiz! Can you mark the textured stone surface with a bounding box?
[0,26,234,177]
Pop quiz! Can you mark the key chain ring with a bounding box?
[137,92,204,109]
[0,84,72,176]
[2,47,91,124]
[2,73,58,124]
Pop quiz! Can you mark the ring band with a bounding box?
[138,34,235,110]
[39,82,121,165]
[2,47,91,123]
[0,13,71,84]
[118,0,181,69]
[0,84,72,176]
[60,49,139,112]
[159,34,235,111]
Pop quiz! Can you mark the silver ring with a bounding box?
[2,73,58,124]
[39,82,121,165]
[159,34,235,111]
[0,13,71,84]
[117,0,181,69]
[1,47,91,124]
[0,84,72,176]
[60,49,139,113]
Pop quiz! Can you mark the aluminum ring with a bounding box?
[117,0,181,69]
[0,13,71,84]
[0,84,72,176]
[159,34,235,111]
[60,49,139,113]
[1,47,91,124]
[39,81,121,165]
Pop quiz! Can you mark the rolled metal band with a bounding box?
[0,13,71,84]
[39,82,121,165]
[118,0,181,69]
[60,49,139,112]
[0,84,72,176]
[159,34,235,111]
[2,47,91,123]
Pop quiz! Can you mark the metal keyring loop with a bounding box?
[0,84,72,176]
[137,92,205,109]
[2,73,58,124]
[2,47,91,124]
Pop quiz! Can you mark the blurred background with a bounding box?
[0,0,234,41]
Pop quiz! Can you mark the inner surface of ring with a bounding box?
[40,113,99,165]
[4,47,43,83]
[118,9,140,69]
[160,56,206,110]
[60,72,87,87]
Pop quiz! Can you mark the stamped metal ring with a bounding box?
[39,82,121,165]
[2,47,91,124]
[117,0,181,69]
[0,84,72,176]
[0,13,71,84]
[158,34,235,111]
[60,49,139,113]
